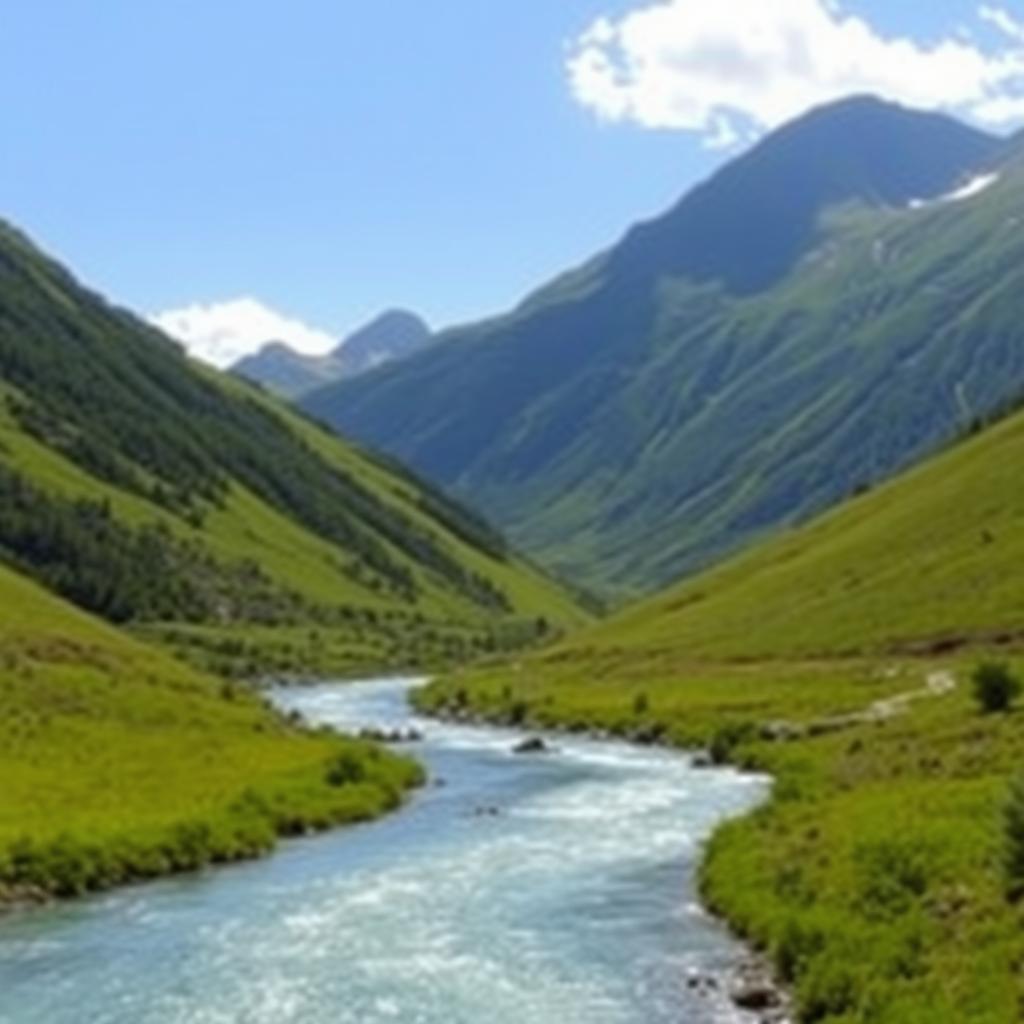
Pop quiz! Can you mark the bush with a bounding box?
[971,662,1022,714]
[326,751,367,787]
[709,721,757,765]
[507,700,529,726]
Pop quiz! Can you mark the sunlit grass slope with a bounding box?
[0,219,587,679]
[0,562,423,903]
[559,399,1024,665]
[419,406,1024,1023]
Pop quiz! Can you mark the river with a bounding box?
[0,678,769,1023]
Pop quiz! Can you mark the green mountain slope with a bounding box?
[503,395,1024,673]
[0,560,423,903]
[0,220,586,676]
[304,97,1016,598]
[419,403,1024,1023]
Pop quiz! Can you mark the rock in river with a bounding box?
[513,737,552,755]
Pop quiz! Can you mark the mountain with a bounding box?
[233,309,433,399]
[340,309,434,375]
[418,389,1024,1024]
[302,97,1013,598]
[0,219,587,679]
[232,340,343,400]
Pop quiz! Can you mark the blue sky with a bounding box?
[4,1,1024,364]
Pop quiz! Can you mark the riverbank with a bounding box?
[3,742,425,908]
[0,574,425,909]
[0,735,424,910]
[417,654,1024,1023]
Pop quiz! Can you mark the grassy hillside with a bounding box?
[0,219,587,678]
[0,562,423,904]
[306,98,1020,598]
[418,404,1024,1022]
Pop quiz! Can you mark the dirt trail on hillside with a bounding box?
[768,670,958,742]
[865,670,958,722]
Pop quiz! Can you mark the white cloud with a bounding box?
[568,0,1024,145]
[980,5,1024,44]
[150,298,336,369]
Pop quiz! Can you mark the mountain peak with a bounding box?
[333,310,432,369]
[233,309,434,399]
[256,339,296,358]
[335,309,431,357]
[612,95,1001,293]
[794,93,910,120]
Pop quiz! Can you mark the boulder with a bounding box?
[513,737,551,755]
[731,969,782,1012]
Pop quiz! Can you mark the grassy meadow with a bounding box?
[0,564,423,904]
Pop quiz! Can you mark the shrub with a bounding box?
[971,662,1022,714]
[326,751,367,787]
[632,692,650,716]
[853,838,932,921]
[709,721,757,765]
[776,918,827,983]
[507,700,529,726]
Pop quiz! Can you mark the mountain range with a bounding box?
[302,96,1022,597]
[233,309,433,399]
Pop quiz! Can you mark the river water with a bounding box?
[0,679,769,1023]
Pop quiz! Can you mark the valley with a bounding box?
[3,84,1024,1024]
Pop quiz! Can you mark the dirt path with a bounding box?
[767,670,958,741]
[864,670,958,722]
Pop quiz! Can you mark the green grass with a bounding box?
[0,380,587,676]
[0,563,423,903]
[702,684,1024,1024]
[417,404,1024,1022]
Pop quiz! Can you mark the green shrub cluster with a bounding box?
[971,662,1022,714]
[0,463,307,625]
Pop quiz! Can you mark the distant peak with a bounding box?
[333,309,432,358]
[808,94,902,116]
[258,339,296,357]
[776,93,996,145]
[366,309,430,332]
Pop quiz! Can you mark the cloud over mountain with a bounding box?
[151,298,336,368]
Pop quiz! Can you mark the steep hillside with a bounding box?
[0,220,586,677]
[419,402,1024,1023]
[0,560,422,903]
[478,393,1024,679]
[233,309,433,399]
[304,97,1014,597]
